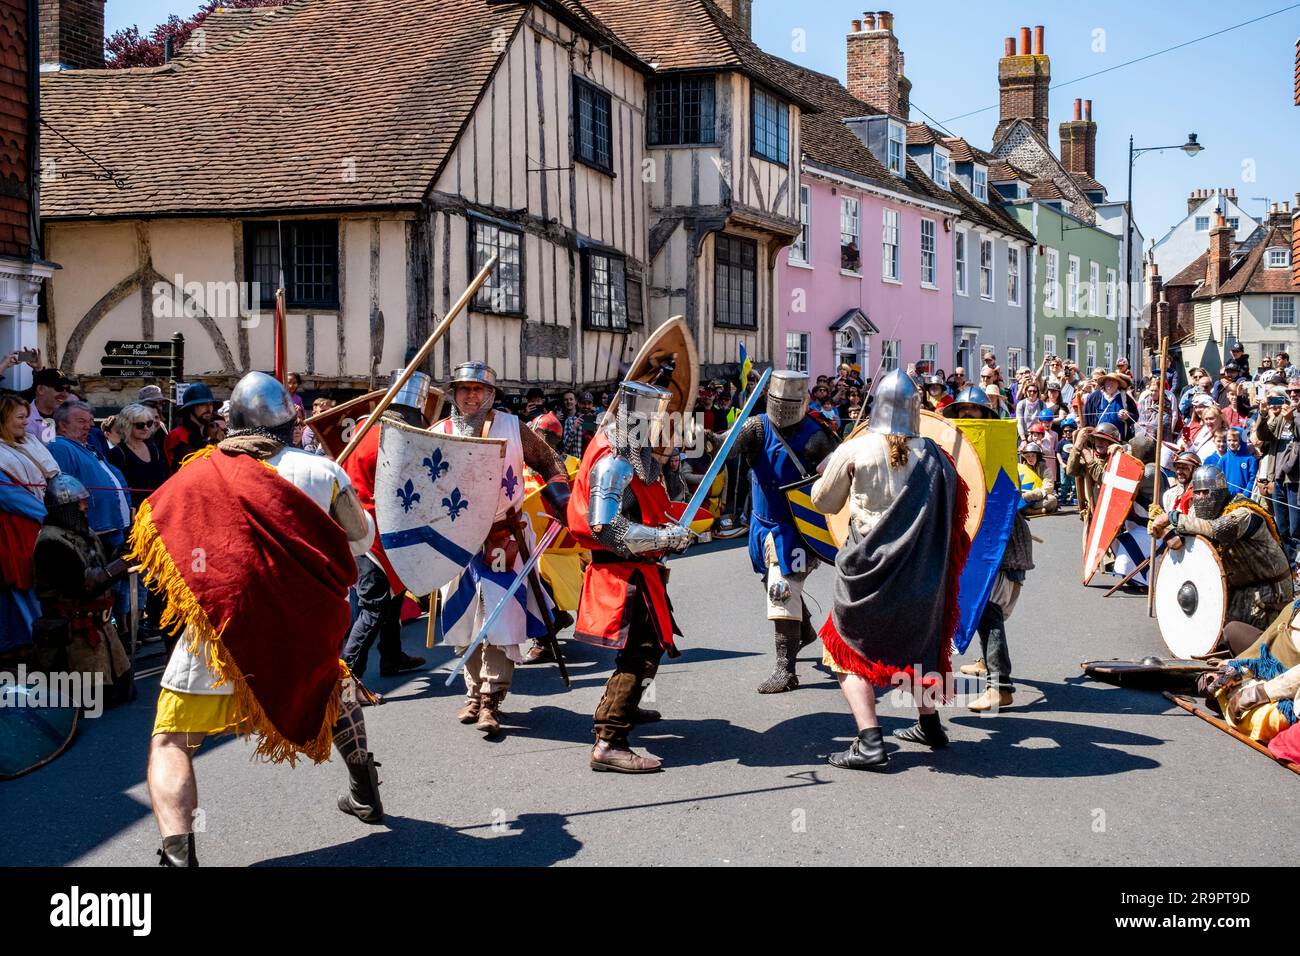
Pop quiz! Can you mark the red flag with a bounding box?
[273,287,287,383]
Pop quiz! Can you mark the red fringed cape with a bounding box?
[129,448,357,763]
[819,443,971,692]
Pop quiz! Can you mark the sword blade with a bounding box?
[677,367,772,530]
[444,520,564,686]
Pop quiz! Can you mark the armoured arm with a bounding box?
[587,456,691,558]
[733,415,765,469]
[802,422,841,473]
[1173,509,1250,545]
[521,419,571,525]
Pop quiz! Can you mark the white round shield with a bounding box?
[1154,535,1228,658]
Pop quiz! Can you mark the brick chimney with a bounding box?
[1058,98,1098,179]
[1186,189,1202,216]
[40,0,105,70]
[897,50,911,120]
[1206,213,1233,294]
[846,10,904,116]
[1267,200,1292,230]
[717,0,753,37]
[1292,193,1299,289]
[995,24,1050,143]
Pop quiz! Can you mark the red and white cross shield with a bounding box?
[1082,450,1145,585]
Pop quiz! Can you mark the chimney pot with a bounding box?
[878,11,893,32]
[1073,98,1082,121]
[1033,25,1045,55]
[1004,36,1016,56]
[852,19,862,32]
[863,12,876,30]
[1084,99,1092,121]
[1020,26,1031,52]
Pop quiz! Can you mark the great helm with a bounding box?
[868,368,920,437]
[44,473,90,508]
[389,368,432,412]
[449,362,497,393]
[766,370,808,429]
[611,380,673,452]
[941,384,994,419]
[227,371,296,430]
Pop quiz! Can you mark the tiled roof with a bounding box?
[1167,252,1207,288]
[176,7,275,58]
[903,124,1032,240]
[1204,225,1298,296]
[988,158,1034,183]
[1029,179,1067,201]
[40,0,642,219]
[1070,171,1107,196]
[906,122,938,146]
[582,0,816,111]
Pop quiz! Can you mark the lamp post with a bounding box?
[1125,133,1203,373]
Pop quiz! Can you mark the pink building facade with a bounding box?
[779,165,958,384]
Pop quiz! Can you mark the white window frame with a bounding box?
[1042,334,1057,360]
[1272,295,1297,328]
[785,331,810,372]
[920,218,937,288]
[1007,347,1023,374]
[1044,248,1060,311]
[1086,340,1097,372]
[789,184,810,265]
[1105,268,1117,319]
[1227,217,1240,230]
[1262,341,1290,360]
[840,196,862,274]
[1066,336,1079,365]
[973,165,988,202]
[881,208,900,282]
[887,122,906,177]
[1088,261,1100,316]
[881,338,901,372]
[1007,245,1021,306]
[919,342,937,374]
[1068,255,1081,314]
[1104,342,1114,370]
[955,228,968,296]
[1267,247,1292,270]
[979,236,994,301]
[932,148,950,190]
[1194,216,1210,231]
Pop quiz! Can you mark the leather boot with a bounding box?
[157,832,197,867]
[456,697,481,724]
[590,739,662,773]
[959,658,987,677]
[895,712,949,748]
[968,687,1014,712]
[828,727,889,772]
[757,621,801,694]
[797,608,817,649]
[337,753,384,824]
[632,707,661,724]
[475,691,504,735]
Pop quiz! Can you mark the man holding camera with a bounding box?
[1254,383,1300,563]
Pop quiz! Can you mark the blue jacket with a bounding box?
[47,437,131,537]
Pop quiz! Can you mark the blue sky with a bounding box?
[104,0,1299,243]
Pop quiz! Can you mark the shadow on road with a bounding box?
[252,812,583,867]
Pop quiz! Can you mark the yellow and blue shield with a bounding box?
[782,476,839,564]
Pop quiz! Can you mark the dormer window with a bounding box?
[887,121,905,176]
[932,148,950,190]
[973,165,988,202]
[1267,247,1292,269]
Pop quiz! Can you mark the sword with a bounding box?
[444,519,563,686]
[676,367,771,531]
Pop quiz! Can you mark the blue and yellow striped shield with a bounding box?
[782,476,839,564]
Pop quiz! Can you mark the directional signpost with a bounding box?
[100,333,185,427]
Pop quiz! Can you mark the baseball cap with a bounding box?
[31,368,78,390]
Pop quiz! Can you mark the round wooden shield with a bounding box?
[619,316,699,420]
[826,411,987,548]
[1154,535,1228,658]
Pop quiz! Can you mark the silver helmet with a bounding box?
[868,368,920,437]
[1092,422,1122,445]
[45,473,90,508]
[941,385,995,419]
[228,371,295,430]
[1190,464,1229,520]
[1020,442,1044,458]
[609,381,672,482]
[766,370,808,429]
[390,369,432,413]
[449,362,497,392]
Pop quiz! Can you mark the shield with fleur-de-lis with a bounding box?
[373,419,505,595]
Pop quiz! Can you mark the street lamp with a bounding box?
[1125,132,1205,374]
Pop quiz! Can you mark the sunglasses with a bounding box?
[133,421,157,430]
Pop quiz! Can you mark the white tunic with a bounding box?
[811,431,927,538]
[161,448,369,695]
[0,438,60,499]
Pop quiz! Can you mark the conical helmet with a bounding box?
[868,368,919,437]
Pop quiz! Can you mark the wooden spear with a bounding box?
[336,255,497,467]
[1148,292,1170,616]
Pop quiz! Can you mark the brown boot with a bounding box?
[959,658,987,677]
[475,691,504,735]
[456,697,480,724]
[590,739,662,773]
[968,687,1014,712]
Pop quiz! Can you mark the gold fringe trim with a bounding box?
[1224,497,1282,546]
[129,493,342,767]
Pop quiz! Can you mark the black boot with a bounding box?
[828,727,889,771]
[895,712,949,748]
[157,833,197,867]
[757,621,801,694]
[337,753,384,823]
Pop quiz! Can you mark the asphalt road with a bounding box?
[4,511,1296,867]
